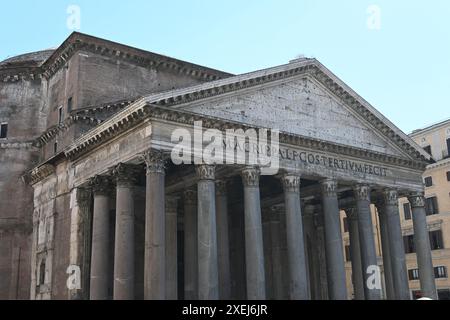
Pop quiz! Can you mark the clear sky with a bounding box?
[1,0,449,134]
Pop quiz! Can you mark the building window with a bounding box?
[404,235,416,254]
[38,259,46,286]
[345,245,351,262]
[446,138,450,159]
[423,145,432,156]
[408,268,420,280]
[67,97,73,113]
[425,197,439,215]
[58,106,64,124]
[0,122,8,139]
[54,141,58,154]
[403,203,412,220]
[429,230,444,250]
[438,289,450,300]
[434,266,447,279]
[424,176,433,187]
[343,217,349,233]
[447,171,450,182]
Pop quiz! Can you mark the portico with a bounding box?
[27,58,436,300]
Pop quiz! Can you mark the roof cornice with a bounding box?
[1,32,233,84]
[63,103,427,171]
[41,32,232,81]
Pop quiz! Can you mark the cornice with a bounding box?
[63,102,428,171]
[2,32,232,84]
[34,99,134,147]
[41,32,231,81]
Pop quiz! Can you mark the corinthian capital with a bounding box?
[89,175,112,196]
[183,189,197,206]
[241,166,260,188]
[281,174,301,193]
[112,163,140,186]
[215,180,228,196]
[320,178,337,197]
[345,207,358,220]
[408,192,425,208]
[140,149,166,174]
[353,184,371,202]
[382,188,398,206]
[196,164,215,180]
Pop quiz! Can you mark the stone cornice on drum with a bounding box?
[34,99,135,147]
[1,32,232,83]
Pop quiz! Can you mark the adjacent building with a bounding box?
[342,119,450,300]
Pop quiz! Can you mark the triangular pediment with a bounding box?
[177,75,410,159]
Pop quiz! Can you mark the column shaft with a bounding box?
[166,197,178,300]
[383,189,410,300]
[409,194,437,300]
[241,167,266,300]
[215,180,231,300]
[281,174,309,300]
[89,176,111,300]
[184,190,198,300]
[354,185,381,300]
[142,151,166,300]
[346,209,365,300]
[320,179,347,300]
[196,165,219,300]
[377,205,395,300]
[113,164,137,300]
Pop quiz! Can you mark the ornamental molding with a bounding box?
[0,140,36,150]
[26,164,55,186]
[241,166,261,187]
[34,100,134,148]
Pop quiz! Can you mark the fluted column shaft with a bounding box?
[141,150,166,300]
[183,189,198,300]
[113,163,139,300]
[345,208,365,300]
[89,176,111,300]
[409,193,437,300]
[383,189,410,300]
[215,180,231,300]
[320,179,347,300]
[269,208,284,300]
[241,167,266,300]
[166,197,178,300]
[196,165,219,300]
[281,174,309,300]
[354,185,381,300]
[376,204,395,300]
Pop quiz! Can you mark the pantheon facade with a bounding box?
[0,32,437,300]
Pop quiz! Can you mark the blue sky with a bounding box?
[1,0,449,133]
